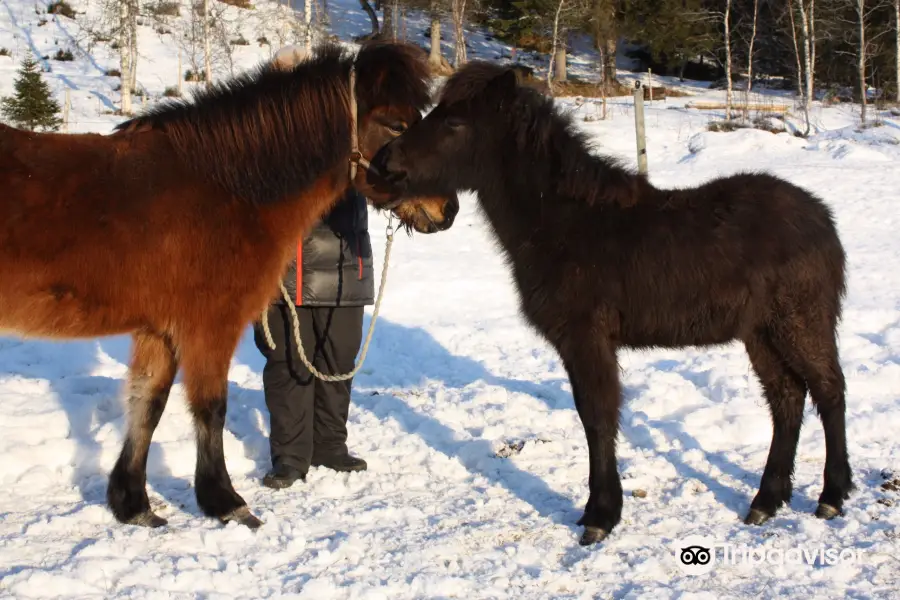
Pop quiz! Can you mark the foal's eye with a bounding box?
[446,117,466,129]
[388,122,407,134]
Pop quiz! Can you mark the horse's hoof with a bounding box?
[815,503,841,520]
[743,508,773,526]
[579,527,609,546]
[221,506,263,529]
[127,511,167,528]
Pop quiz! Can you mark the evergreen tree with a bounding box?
[0,54,63,132]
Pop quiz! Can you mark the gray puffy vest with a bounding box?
[279,189,375,307]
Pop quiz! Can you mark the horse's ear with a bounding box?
[484,69,518,108]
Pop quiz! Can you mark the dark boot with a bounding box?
[311,452,368,472]
[262,463,306,489]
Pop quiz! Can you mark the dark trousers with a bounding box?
[253,303,364,474]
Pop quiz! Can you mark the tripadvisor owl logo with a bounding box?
[673,535,718,575]
[671,533,866,575]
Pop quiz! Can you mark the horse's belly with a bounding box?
[0,278,141,340]
[619,302,745,349]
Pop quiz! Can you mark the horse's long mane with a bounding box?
[115,41,431,205]
[439,61,645,208]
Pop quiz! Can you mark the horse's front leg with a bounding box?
[559,334,623,545]
[178,325,263,529]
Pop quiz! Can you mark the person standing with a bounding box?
[253,188,374,488]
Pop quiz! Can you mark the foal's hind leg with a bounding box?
[771,318,853,520]
[743,329,808,525]
[107,331,178,527]
[179,326,262,529]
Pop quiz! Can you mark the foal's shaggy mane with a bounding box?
[439,61,646,208]
[115,41,432,205]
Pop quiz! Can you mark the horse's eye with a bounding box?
[446,117,466,129]
[388,122,407,134]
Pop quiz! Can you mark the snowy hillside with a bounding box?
[2,0,900,598]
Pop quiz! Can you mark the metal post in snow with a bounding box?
[633,81,648,175]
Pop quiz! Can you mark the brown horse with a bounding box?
[0,40,456,530]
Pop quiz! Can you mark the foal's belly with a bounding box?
[617,299,747,349]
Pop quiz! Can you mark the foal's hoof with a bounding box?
[579,527,609,546]
[127,511,168,528]
[815,503,841,520]
[743,508,773,526]
[221,506,263,529]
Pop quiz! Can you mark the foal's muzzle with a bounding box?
[372,145,410,191]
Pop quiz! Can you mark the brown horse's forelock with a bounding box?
[113,41,432,205]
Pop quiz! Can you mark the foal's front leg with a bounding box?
[560,336,624,545]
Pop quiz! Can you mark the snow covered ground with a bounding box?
[2,0,900,598]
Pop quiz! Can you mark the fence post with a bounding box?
[648,68,653,104]
[633,81,648,175]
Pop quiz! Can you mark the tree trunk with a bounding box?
[383,2,395,40]
[554,46,567,82]
[600,39,617,86]
[305,0,313,49]
[547,0,565,93]
[359,0,379,36]
[119,0,132,115]
[597,42,605,87]
[857,0,867,126]
[895,0,899,102]
[744,0,758,121]
[798,0,813,124]
[393,0,400,40]
[787,0,804,98]
[129,1,138,94]
[203,0,212,86]
[747,0,758,95]
[724,0,733,119]
[451,0,467,66]
[429,12,442,67]
[809,0,816,91]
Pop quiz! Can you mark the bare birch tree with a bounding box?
[797,0,814,125]
[547,0,566,92]
[837,0,892,126]
[742,0,759,121]
[787,0,804,99]
[857,0,868,124]
[429,7,442,67]
[100,0,139,114]
[202,0,212,87]
[895,0,900,102]
[724,0,733,119]
[305,0,313,49]
[451,0,467,66]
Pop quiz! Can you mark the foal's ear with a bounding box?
[484,69,518,109]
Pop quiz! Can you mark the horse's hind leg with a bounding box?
[107,331,178,527]
[179,325,262,529]
[771,312,853,520]
[742,329,808,525]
